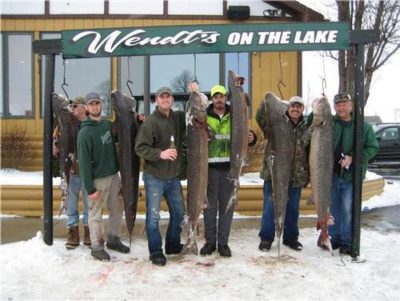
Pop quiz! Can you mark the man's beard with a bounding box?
[90,111,101,118]
[214,101,225,109]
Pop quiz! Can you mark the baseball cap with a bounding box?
[189,79,199,85]
[288,96,304,107]
[211,85,227,97]
[156,87,173,97]
[85,92,101,104]
[334,93,352,104]
[70,96,85,105]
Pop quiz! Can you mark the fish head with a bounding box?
[263,92,288,123]
[311,96,331,126]
[186,91,208,126]
[52,93,71,114]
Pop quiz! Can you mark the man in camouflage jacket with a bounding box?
[256,96,309,252]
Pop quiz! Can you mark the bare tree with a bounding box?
[171,69,194,93]
[331,0,400,103]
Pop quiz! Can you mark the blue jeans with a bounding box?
[143,173,185,256]
[66,175,89,228]
[259,180,301,242]
[329,174,353,248]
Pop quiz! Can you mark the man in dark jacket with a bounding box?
[135,87,186,266]
[327,93,378,255]
[256,96,309,252]
[77,92,130,261]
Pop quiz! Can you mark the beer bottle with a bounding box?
[170,135,176,149]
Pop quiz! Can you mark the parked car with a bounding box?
[369,123,400,167]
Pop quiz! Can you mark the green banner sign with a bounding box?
[62,22,350,58]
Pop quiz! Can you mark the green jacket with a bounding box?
[135,108,186,180]
[256,105,309,187]
[77,117,119,195]
[332,114,378,181]
[207,104,231,163]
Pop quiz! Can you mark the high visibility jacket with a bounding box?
[207,104,231,163]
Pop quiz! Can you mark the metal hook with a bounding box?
[277,52,287,99]
[193,53,197,80]
[277,79,287,100]
[126,57,135,97]
[320,76,327,96]
[127,80,134,98]
[61,59,70,101]
[321,55,328,96]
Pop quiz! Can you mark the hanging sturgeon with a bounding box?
[225,70,249,212]
[111,91,141,242]
[309,96,334,255]
[182,91,209,255]
[261,92,292,256]
[52,93,79,216]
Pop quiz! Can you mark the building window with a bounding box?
[151,53,219,94]
[2,33,33,118]
[119,53,251,114]
[0,33,3,117]
[41,33,112,116]
[118,56,146,113]
[150,53,219,112]
[224,52,250,93]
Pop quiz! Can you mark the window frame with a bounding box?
[104,52,252,115]
[1,32,35,119]
[39,32,113,118]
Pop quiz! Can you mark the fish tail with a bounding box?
[225,178,239,214]
[225,195,236,215]
[182,223,198,255]
[317,231,333,256]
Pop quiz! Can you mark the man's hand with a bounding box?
[52,144,59,156]
[89,191,99,201]
[248,131,255,144]
[160,149,177,161]
[340,155,352,169]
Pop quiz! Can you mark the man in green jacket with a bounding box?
[327,93,378,255]
[77,92,130,261]
[135,87,186,266]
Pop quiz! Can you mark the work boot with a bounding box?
[150,253,167,266]
[91,249,110,261]
[258,240,272,251]
[83,225,91,248]
[65,226,79,250]
[339,246,351,256]
[165,243,184,255]
[283,240,303,251]
[218,244,232,257]
[199,243,216,256]
[106,238,130,254]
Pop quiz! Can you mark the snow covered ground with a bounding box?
[1,170,400,300]
[1,227,399,300]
